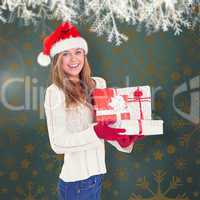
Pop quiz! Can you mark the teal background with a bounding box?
[0,21,199,200]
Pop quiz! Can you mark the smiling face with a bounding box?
[61,48,85,81]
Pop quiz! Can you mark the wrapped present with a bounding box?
[109,119,163,135]
[92,86,152,121]
[92,86,163,136]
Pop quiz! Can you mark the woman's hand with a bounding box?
[116,135,131,148]
[93,120,126,141]
[117,135,145,148]
[116,135,133,148]
[93,120,145,148]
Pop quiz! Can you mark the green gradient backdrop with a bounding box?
[0,21,199,200]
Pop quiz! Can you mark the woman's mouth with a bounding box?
[68,64,79,69]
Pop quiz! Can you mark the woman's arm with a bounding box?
[44,85,103,154]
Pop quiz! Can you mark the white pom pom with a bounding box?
[37,52,51,67]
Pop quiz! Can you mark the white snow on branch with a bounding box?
[0,0,199,45]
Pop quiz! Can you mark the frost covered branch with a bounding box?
[0,0,199,45]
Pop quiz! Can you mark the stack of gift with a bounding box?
[91,86,163,136]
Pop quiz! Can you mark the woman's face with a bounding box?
[61,48,85,80]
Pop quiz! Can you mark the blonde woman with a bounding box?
[38,22,143,200]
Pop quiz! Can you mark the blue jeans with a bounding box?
[57,174,103,200]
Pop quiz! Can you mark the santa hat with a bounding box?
[37,22,88,67]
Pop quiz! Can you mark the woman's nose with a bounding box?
[70,54,77,61]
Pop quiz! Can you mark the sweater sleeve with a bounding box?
[107,140,134,153]
[94,77,134,153]
[44,85,102,154]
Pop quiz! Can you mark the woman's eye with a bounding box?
[76,51,82,54]
[63,52,69,56]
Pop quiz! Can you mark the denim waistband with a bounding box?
[58,174,103,185]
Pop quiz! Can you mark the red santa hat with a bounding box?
[37,22,88,67]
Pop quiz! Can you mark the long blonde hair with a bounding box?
[50,52,96,108]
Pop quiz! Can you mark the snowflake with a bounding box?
[40,151,63,172]
[128,169,190,200]
[15,181,46,200]
[175,158,187,170]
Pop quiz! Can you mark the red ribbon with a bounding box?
[131,87,150,136]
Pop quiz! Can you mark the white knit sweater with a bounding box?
[44,76,134,182]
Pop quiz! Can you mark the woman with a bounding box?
[38,22,142,200]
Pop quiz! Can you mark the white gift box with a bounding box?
[109,120,164,135]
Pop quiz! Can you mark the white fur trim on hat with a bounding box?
[37,52,51,67]
[50,37,88,57]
